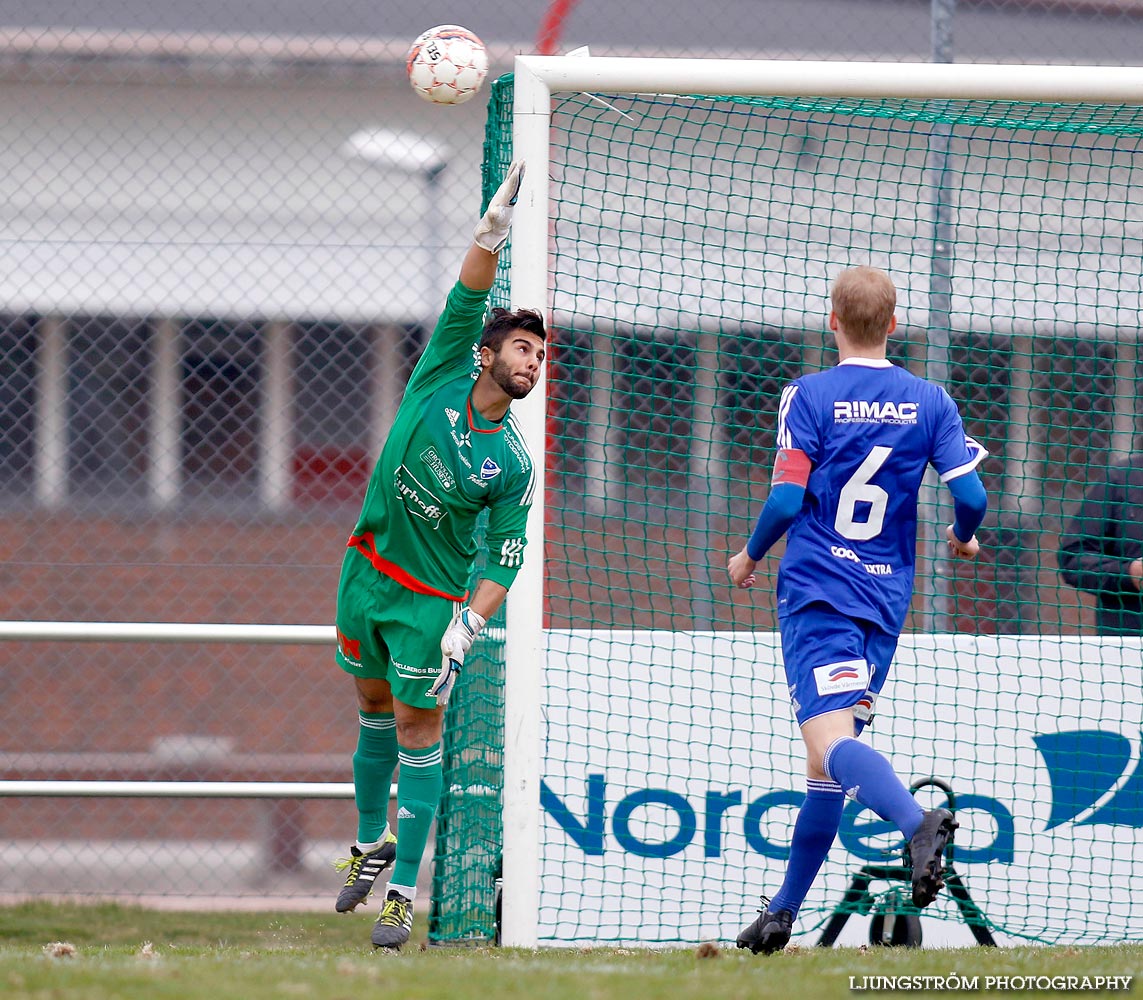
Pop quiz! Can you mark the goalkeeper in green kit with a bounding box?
[331,161,545,948]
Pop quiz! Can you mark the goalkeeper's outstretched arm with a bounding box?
[458,160,525,292]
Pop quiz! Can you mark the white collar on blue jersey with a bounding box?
[837,357,893,368]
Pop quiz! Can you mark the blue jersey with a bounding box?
[775,358,986,633]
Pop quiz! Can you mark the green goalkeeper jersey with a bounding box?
[346,280,536,601]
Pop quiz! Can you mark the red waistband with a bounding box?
[347,533,468,602]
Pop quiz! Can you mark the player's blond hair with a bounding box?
[830,266,897,347]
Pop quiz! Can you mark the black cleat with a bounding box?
[371,890,413,949]
[736,899,794,955]
[907,808,958,908]
[333,832,397,913]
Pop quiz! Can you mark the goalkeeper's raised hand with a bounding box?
[428,606,488,708]
[473,160,525,254]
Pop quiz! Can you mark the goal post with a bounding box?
[500,70,551,949]
[489,55,1143,948]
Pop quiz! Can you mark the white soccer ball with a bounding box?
[406,25,489,106]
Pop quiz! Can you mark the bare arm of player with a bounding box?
[728,549,757,589]
[945,525,980,560]
[457,243,499,292]
[467,579,509,621]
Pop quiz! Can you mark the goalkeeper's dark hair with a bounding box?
[479,307,546,351]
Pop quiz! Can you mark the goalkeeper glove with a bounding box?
[473,160,525,253]
[428,606,487,708]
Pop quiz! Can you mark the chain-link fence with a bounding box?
[2,0,1143,922]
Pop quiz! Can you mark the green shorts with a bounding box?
[335,549,459,710]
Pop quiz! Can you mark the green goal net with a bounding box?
[437,71,1143,947]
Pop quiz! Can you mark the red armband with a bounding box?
[771,448,811,488]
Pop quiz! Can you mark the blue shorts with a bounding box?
[778,602,899,732]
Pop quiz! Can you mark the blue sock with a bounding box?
[769,779,844,919]
[823,737,923,840]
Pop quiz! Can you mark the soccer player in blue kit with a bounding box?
[727,266,988,955]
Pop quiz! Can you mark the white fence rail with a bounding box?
[0,621,334,644]
[0,621,355,803]
[0,780,354,798]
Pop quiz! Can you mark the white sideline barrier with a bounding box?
[539,632,1143,948]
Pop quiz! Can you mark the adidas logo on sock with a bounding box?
[396,806,415,819]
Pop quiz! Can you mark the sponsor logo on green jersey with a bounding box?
[450,428,472,455]
[394,465,447,527]
[420,446,456,492]
[504,432,531,473]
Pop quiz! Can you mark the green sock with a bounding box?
[353,711,398,845]
[390,741,443,889]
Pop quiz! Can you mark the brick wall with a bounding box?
[0,509,358,843]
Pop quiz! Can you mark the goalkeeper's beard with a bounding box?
[489,356,535,399]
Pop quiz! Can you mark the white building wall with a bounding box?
[0,77,490,323]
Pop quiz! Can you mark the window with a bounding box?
[292,321,373,505]
[68,317,150,503]
[180,320,262,501]
[718,327,806,511]
[0,315,37,500]
[615,329,696,491]
[546,325,594,486]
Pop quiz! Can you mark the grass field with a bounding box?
[1,902,1140,999]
